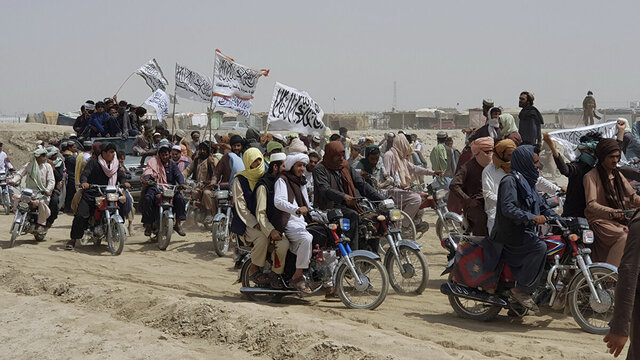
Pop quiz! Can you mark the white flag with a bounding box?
[549,121,618,161]
[213,49,269,99]
[175,63,212,103]
[136,59,168,92]
[214,96,252,117]
[144,89,170,122]
[267,82,325,135]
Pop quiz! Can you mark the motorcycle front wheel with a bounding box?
[211,218,230,257]
[568,266,618,335]
[157,216,173,251]
[384,245,429,295]
[335,255,389,310]
[9,221,19,248]
[3,193,10,215]
[108,220,126,255]
[435,217,463,240]
[446,274,501,321]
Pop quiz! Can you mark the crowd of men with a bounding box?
[3,91,638,358]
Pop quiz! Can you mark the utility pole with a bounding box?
[392,81,397,112]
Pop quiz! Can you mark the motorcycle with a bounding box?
[359,197,429,294]
[211,182,234,257]
[239,209,390,310]
[78,185,127,255]
[422,183,465,240]
[440,216,618,334]
[9,188,47,247]
[147,181,180,251]
[0,170,12,215]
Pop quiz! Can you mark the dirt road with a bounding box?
[0,209,618,360]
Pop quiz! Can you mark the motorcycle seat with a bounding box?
[456,234,487,245]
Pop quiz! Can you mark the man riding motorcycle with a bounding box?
[230,149,271,287]
[141,143,187,237]
[253,152,290,289]
[313,141,385,251]
[65,143,128,250]
[182,142,218,223]
[481,145,557,314]
[12,148,55,232]
[274,153,314,293]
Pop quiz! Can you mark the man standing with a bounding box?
[583,90,600,126]
[304,152,320,205]
[171,145,191,173]
[0,142,14,173]
[63,141,77,212]
[450,137,494,236]
[518,91,544,146]
[430,132,449,175]
[444,137,460,179]
[45,146,64,228]
[214,135,244,185]
[347,140,362,167]
[604,212,640,359]
[339,127,351,158]
[274,153,314,293]
[189,131,201,154]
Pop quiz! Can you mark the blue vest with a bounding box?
[230,175,257,235]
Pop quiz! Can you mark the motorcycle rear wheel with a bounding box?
[385,246,429,295]
[157,217,173,251]
[335,256,389,310]
[108,220,126,255]
[3,193,10,215]
[9,222,19,248]
[212,218,230,257]
[447,274,501,321]
[568,266,617,335]
[435,217,463,240]
[240,260,283,303]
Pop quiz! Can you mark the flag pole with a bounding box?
[208,51,217,142]
[114,72,136,97]
[171,84,177,137]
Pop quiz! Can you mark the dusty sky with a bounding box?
[1,0,639,115]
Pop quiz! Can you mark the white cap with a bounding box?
[269,153,286,162]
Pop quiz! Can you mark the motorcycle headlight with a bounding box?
[582,230,594,244]
[390,209,403,221]
[378,199,395,211]
[339,218,351,231]
[435,189,448,200]
[162,189,175,198]
[215,190,229,199]
[106,193,119,202]
[95,196,105,207]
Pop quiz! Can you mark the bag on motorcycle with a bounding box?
[306,223,332,249]
[452,240,500,292]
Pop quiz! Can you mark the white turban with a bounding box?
[284,153,309,171]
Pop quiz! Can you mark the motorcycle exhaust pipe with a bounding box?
[440,282,508,307]
[240,287,299,296]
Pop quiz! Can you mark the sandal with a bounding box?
[510,289,541,315]
[64,240,75,251]
[249,271,270,287]
[269,273,284,289]
[324,287,339,299]
[291,276,312,294]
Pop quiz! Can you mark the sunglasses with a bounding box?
[483,150,493,154]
